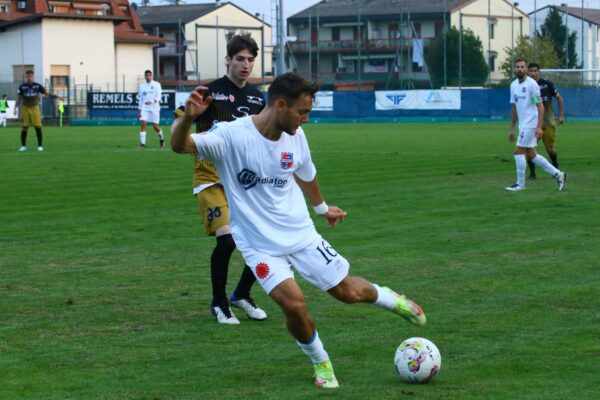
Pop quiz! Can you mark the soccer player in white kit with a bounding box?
[138,70,165,148]
[171,73,426,389]
[506,60,567,191]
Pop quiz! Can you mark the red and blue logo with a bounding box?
[280,152,294,169]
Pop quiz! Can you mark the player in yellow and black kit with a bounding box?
[16,70,61,152]
[527,63,565,179]
[173,34,267,324]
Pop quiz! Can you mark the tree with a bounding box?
[425,27,489,87]
[538,7,578,68]
[500,35,561,80]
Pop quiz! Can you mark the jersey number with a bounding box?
[207,207,222,222]
[316,241,338,264]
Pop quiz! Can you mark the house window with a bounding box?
[332,27,340,41]
[489,18,497,39]
[76,9,85,15]
[435,22,444,38]
[0,3,8,13]
[489,53,497,71]
[413,23,421,37]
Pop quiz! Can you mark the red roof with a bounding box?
[0,0,164,44]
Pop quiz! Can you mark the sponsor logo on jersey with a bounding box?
[246,95,264,105]
[212,92,235,102]
[237,168,287,190]
[280,152,294,169]
[233,106,250,119]
[255,262,270,279]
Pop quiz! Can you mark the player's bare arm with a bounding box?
[508,104,517,142]
[294,174,347,227]
[557,93,565,124]
[171,86,213,154]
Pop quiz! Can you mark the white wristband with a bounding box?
[313,201,328,215]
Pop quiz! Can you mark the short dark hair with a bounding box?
[267,73,320,106]
[227,33,259,58]
[25,70,34,75]
[144,70,152,75]
[515,59,526,65]
[528,63,540,70]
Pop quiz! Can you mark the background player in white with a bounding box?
[138,70,164,148]
[171,73,426,389]
[506,60,567,192]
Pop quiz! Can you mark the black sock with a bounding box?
[35,127,43,147]
[21,129,27,146]
[550,153,558,168]
[233,265,257,300]
[210,234,236,307]
[527,159,536,176]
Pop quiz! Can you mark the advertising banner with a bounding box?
[313,91,334,111]
[87,92,175,111]
[375,90,461,110]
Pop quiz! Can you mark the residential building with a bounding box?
[137,2,272,83]
[287,0,529,86]
[530,5,600,80]
[0,0,164,97]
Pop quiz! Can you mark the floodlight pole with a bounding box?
[533,0,537,61]
[581,0,584,69]
[561,4,568,68]
[277,0,285,75]
[459,10,462,88]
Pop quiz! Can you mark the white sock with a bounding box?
[140,131,146,145]
[514,154,526,187]
[532,154,560,177]
[297,330,329,364]
[157,130,164,141]
[372,283,397,309]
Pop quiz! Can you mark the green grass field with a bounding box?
[1,122,598,399]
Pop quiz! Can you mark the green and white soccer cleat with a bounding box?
[382,287,426,326]
[313,360,339,389]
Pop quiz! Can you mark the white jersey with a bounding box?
[191,116,318,256]
[138,80,162,112]
[510,76,541,130]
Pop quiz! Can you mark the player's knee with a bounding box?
[280,297,308,318]
[215,233,236,254]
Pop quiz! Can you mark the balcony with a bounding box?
[288,37,431,53]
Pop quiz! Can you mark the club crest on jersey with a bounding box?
[255,262,270,279]
[280,152,294,169]
[521,87,526,93]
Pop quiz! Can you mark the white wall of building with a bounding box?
[41,18,116,89]
[0,23,43,82]
[452,0,529,81]
[115,43,154,92]
[186,4,272,80]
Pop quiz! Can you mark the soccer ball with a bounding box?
[394,337,441,383]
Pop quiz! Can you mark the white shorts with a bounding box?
[516,128,538,148]
[241,236,350,294]
[139,110,160,124]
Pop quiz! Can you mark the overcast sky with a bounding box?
[145,0,600,27]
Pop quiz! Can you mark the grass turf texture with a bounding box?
[0,123,598,399]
